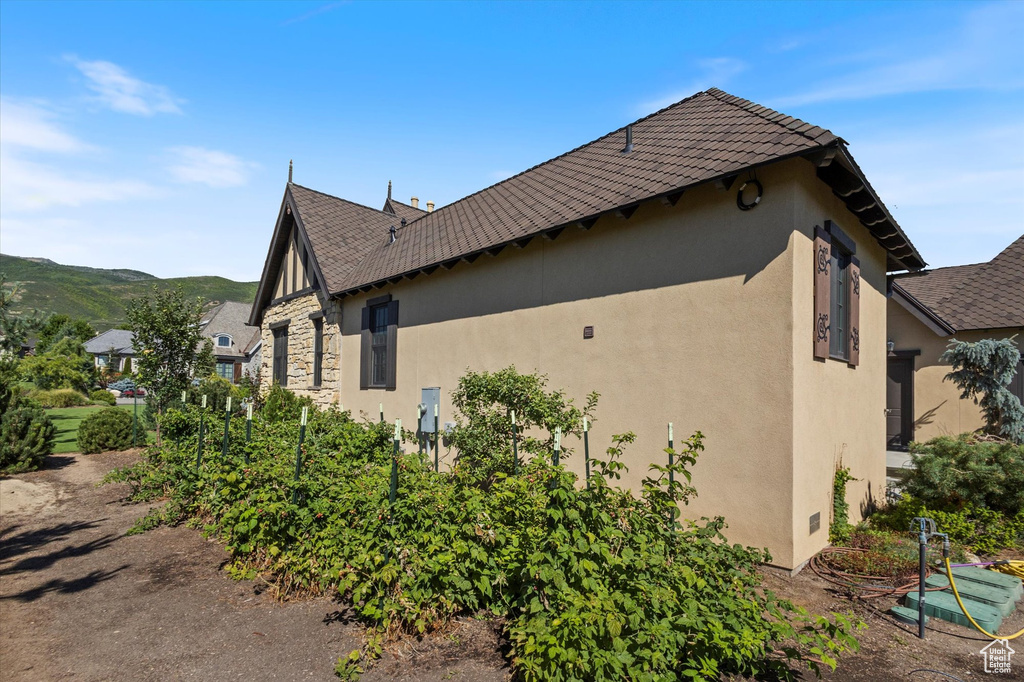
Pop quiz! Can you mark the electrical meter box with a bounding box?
[419,387,440,433]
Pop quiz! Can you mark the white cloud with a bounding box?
[0,99,91,153]
[68,56,183,115]
[774,3,1024,106]
[166,146,257,188]
[0,150,158,211]
[637,57,747,113]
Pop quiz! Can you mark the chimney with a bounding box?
[622,125,633,153]
[426,201,434,212]
[410,196,419,208]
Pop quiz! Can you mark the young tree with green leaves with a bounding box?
[0,276,43,354]
[126,285,214,443]
[941,337,1023,443]
[35,314,96,354]
[19,336,95,392]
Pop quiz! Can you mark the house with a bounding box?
[199,301,261,384]
[249,88,927,570]
[84,328,136,373]
[887,235,1024,447]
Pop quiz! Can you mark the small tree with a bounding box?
[126,286,214,443]
[0,276,43,354]
[941,337,1023,443]
[36,314,96,354]
[19,336,95,392]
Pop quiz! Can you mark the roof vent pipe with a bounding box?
[389,225,397,244]
[622,125,633,153]
[426,201,434,212]
[410,196,419,208]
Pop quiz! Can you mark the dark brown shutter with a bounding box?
[233,362,241,384]
[813,226,832,360]
[847,256,861,366]
[360,305,371,390]
[385,300,399,390]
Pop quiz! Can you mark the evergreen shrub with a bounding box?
[78,407,134,454]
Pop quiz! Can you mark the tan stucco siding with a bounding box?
[887,301,1022,441]
[790,164,890,567]
[259,292,341,408]
[337,159,818,566]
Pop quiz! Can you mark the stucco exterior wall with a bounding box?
[790,164,890,568]
[887,302,1023,441]
[334,158,850,567]
[259,292,342,408]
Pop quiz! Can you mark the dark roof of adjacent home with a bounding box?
[84,329,136,355]
[253,87,925,322]
[201,301,261,358]
[893,235,1024,332]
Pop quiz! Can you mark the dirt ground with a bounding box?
[1,451,1021,681]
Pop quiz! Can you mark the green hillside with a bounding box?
[1,254,259,331]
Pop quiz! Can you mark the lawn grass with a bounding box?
[47,404,151,454]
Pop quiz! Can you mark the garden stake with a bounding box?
[181,390,187,408]
[433,404,439,473]
[553,427,561,467]
[583,416,590,489]
[132,390,138,447]
[379,402,384,423]
[244,402,252,464]
[220,396,232,462]
[418,404,424,457]
[196,395,207,469]
[291,407,308,505]
[511,410,519,475]
[389,419,400,509]
[667,423,674,486]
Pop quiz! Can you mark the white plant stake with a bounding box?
[226,396,232,412]
[300,406,308,426]
[202,395,207,408]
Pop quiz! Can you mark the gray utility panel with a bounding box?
[419,387,440,433]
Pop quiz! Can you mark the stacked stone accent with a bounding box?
[259,292,341,408]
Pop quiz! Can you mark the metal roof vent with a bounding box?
[622,125,634,153]
[388,225,397,244]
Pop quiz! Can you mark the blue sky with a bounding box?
[1,0,1021,281]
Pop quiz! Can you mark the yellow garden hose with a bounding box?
[943,556,1024,640]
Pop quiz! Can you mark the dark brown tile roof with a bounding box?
[893,235,1024,331]
[383,197,428,223]
[288,88,924,297]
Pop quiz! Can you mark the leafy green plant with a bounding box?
[830,464,857,544]
[90,389,117,406]
[1,359,56,473]
[941,337,1023,443]
[906,434,1024,515]
[108,377,861,681]
[77,407,134,454]
[871,495,1024,556]
[262,383,315,423]
[448,366,598,481]
[27,388,90,408]
[19,336,96,392]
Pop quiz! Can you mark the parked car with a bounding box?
[122,388,146,398]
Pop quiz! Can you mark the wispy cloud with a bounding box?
[283,1,348,26]
[166,146,258,188]
[68,56,183,115]
[774,3,1024,106]
[0,151,158,211]
[637,57,747,113]
[0,98,92,153]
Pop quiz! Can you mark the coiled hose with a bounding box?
[943,556,1024,640]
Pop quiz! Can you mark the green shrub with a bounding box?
[27,388,90,408]
[107,371,861,681]
[90,389,117,406]
[262,383,315,423]
[1,382,56,474]
[78,407,134,454]
[870,495,1024,555]
[907,434,1024,516]
[941,337,1023,443]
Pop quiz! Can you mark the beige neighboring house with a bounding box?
[200,301,262,384]
[887,235,1024,447]
[249,88,928,569]
[84,329,137,373]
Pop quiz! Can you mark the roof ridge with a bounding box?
[291,183,399,220]
[397,89,716,229]
[387,197,427,211]
[704,87,836,146]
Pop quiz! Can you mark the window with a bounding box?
[360,296,398,389]
[312,317,324,387]
[272,325,288,386]
[96,355,108,368]
[216,361,234,380]
[829,245,851,360]
[217,335,231,347]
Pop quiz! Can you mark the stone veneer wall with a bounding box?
[259,291,341,408]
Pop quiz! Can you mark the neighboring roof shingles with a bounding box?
[286,88,923,298]
[201,301,261,358]
[84,329,135,354]
[894,235,1024,331]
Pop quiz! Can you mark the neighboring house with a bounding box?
[200,301,262,384]
[249,88,927,570]
[887,235,1024,447]
[84,329,137,372]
